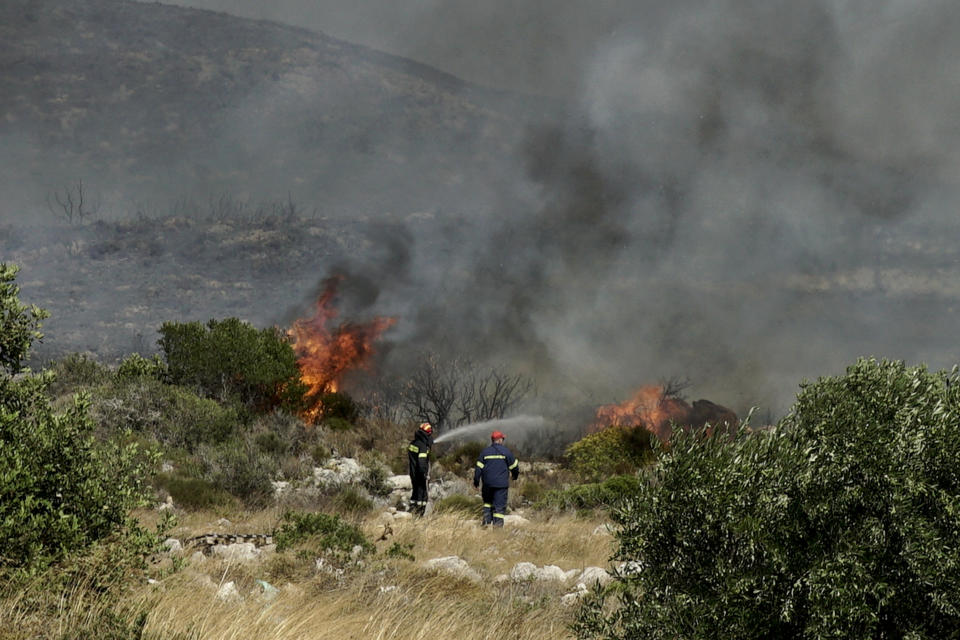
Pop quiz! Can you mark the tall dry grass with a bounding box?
[138,511,614,639]
[0,510,613,639]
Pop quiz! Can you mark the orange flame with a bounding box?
[288,276,396,420]
[592,385,692,441]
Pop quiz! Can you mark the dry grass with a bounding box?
[135,510,613,640]
[0,509,613,639]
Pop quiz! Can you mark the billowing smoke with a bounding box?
[301,0,960,419]
[7,0,960,425]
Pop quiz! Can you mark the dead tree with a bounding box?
[401,353,459,431]
[456,366,534,424]
[401,353,534,432]
[46,179,100,225]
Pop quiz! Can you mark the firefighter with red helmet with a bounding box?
[473,430,519,527]
[408,422,433,516]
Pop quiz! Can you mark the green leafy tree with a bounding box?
[158,317,306,412]
[577,359,960,639]
[0,264,156,571]
[0,263,48,372]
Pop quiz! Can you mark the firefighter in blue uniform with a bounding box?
[473,430,519,527]
[408,422,433,516]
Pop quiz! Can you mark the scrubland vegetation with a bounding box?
[3,260,960,639]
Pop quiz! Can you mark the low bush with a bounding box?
[333,486,375,516]
[437,441,485,473]
[433,493,483,515]
[360,458,394,498]
[115,353,167,381]
[90,378,239,451]
[153,472,235,511]
[564,425,655,482]
[46,352,111,396]
[536,474,643,513]
[196,435,279,507]
[158,317,307,412]
[274,511,374,558]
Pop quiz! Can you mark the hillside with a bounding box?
[0,0,546,216]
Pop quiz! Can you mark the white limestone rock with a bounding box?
[503,514,530,527]
[162,537,183,553]
[211,542,260,563]
[510,562,539,581]
[387,475,412,491]
[536,565,569,582]
[561,583,590,607]
[425,555,482,582]
[578,566,612,587]
[313,457,365,486]
[216,581,242,602]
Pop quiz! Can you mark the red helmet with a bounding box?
[491,430,505,441]
[419,422,433,434]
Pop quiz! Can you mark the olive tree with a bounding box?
[0,264,155,571]
[577,359,960,639]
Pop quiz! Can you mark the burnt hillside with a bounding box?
[0,0,547,216]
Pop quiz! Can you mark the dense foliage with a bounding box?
[538,474,644,512]
[576,359,960,639]
[158,317,307,412]
[565,425,656,482]
[274,510,374,559]
[0,264,156,571]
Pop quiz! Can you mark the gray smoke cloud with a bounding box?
[7,0,960,426]
[284,0,960,418]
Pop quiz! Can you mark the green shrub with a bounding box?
[384,542,415,561]
[89,378,239,451]
[536,474,643,512]
[47,352,111,396]
[196,436,279,506]
[433,493,483,515]
[360,462,394,498]
[274,511,374,558]
[564,425,655,482]
[518,480,545,504]
[0,264,157,571]
[438,441,485,472]
[153,472,235,511]
[318,391,359,423]
[158,317,307,412]
[324,416,354,432]
[577,359,960,640]
[116,353,167,381]
[333,486,374,515]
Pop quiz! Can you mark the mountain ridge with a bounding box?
[0,0,556,218]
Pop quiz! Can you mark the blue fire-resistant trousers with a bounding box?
[481,485,509,527]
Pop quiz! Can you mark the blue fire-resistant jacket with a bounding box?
[473,443,519,488]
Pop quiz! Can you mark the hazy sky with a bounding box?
[12,0,960,423]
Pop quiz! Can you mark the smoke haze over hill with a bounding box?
[4,0,960,423]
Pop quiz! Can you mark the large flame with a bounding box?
[288,276,396,420]
[593,385,738,441]
[592,385,691,441]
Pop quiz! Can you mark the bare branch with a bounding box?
[46,180,100,225]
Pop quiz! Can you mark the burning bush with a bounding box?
[287,276,395,422]
[592,384,737,442]
[577,359,960,639]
